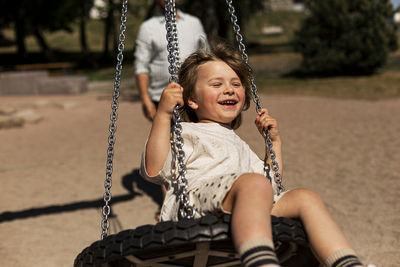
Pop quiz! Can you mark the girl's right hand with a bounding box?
[255,108,281,142]
[157,82,184,117]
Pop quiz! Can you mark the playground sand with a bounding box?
[0,90,399,266]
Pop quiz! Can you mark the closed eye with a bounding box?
[212,83,222,87]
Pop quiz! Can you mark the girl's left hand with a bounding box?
[255,108,281,142]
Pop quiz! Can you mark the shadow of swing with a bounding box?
[0,169,162,224]
[121,169,163,208]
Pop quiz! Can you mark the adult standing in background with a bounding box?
[134,0,208,121]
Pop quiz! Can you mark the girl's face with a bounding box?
[188,60,245,125]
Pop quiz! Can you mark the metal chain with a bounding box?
[165,0,179,83]
[171,2,181,70]
[101,0,128,240]
[164,0,195,219]
[225,0,285,194]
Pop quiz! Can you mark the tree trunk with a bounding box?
[216,2,229,40]
[15,17,26,58]
[236,1,248,36]
[80,18,89,55]
[103,15,110,60]
[110,2,118,55]
[103,0,117,61]
[202,0,219,43]
[80,1,90,56]
[103,4,111,59]
[33,28,55,61]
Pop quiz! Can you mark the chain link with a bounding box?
[225,0,285,194]
[165,0,180,83]
[164,0,195,219]
[171,2,181,71]
[101,0,128,240]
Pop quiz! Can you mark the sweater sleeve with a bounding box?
[140,123,196,186]
[134,22,152,75]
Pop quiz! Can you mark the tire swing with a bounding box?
[74,0,319,266]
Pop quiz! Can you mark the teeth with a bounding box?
[220,100,236,105]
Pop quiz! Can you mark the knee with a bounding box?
[223,173,273,212]
[234,173,273,196]
[291,188,324,205]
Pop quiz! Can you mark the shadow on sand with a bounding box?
[0,169,162,223]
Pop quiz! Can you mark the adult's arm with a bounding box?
[136,72,157,120]
[134,22,157,120]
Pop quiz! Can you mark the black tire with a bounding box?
[74,214,319,267]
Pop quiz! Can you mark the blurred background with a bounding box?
[1,0,400,99]
[1,1,400,266]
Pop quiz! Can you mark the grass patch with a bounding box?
[254,67,400,100]
[246,10,306,52]
[249,52,400,100]
[0,17,142,54]
[382,50,400,71]
[85,62,134,81]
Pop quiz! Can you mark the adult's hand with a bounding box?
[142,99,157,121]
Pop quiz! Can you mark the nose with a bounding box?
[223,84,235,95]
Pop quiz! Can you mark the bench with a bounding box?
[14,62,77,72]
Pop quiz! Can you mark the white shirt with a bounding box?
[140,122,280,221]
[134,11,208,102]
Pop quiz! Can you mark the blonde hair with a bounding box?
[178,43,252,129]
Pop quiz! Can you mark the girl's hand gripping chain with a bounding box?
[255,108,281,143]
[157,82,184,118]
[146,82,184,177]
[255,108,283,178]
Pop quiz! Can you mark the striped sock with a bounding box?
[238,237,281,267]
[325,249,363,267]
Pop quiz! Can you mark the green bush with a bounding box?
[294,0,398,76]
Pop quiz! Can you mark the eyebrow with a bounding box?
[208,77,241,82]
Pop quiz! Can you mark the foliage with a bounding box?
[0,0,93,32]
[294,0,398,76]
[180,0,265,42]
[0,0,94,55]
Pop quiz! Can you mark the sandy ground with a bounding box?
[0,86,399,267]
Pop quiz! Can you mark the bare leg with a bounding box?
[271,188,351,262]
[222,173,281,266]
[222,173,275,248]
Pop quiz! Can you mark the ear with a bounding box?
[187,96,199,110]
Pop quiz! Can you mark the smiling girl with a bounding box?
[140,43,364,267]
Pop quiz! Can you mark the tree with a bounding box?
[0,0,29,56]
[0,0,94,59]
[78,0,95,56]
[294,0,398,76]
[180,0,265,44]
[99,0,152,62]
[102,0,117,60]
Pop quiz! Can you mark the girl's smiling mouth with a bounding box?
[218,99,238,107]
